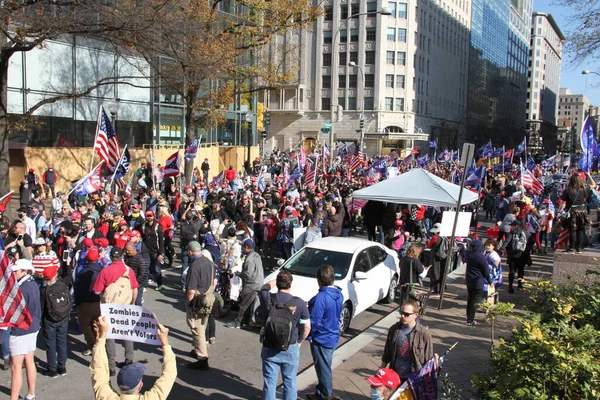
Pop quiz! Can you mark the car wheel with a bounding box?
[339,302,352,334]
[383,276,398,304]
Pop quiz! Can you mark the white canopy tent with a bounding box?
[352,168,479,208]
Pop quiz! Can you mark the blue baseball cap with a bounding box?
[242,238,255,248]
[117,362,146,391]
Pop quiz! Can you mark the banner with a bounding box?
[100,304,161,345]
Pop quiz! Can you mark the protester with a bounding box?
[502,220,530,293]
[307,265,343,400]
[91,316,176,400]
[366,368,401,400]
[465,239,493,326]
[74,246,103,355]
[259,270,311,400]
[142,210,165,291]
[398,244,430,301]
[558,171,596,254]
[380,299,433,382]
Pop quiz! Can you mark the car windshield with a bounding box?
[283,248,353,279]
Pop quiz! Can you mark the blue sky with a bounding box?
[534,0,600,105]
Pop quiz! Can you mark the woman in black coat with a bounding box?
[464,238,492,326]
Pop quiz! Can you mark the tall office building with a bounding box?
[558,88,590,153]
[260,0,471,156]
[526,12,565,154]
[466,0,531,147]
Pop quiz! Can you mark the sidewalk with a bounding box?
[297,251,554,399]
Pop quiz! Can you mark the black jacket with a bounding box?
[74,261,103,305]
[125,253,148,286]
[142,221,164,255]
[180,219,202,248]
[465,239,491,289]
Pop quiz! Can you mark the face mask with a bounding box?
[370,388,384,400]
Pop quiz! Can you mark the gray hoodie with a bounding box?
[239,250,264,290]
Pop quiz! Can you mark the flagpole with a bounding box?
[0,190,14,202]
[502,145,505,175]
[90,106,103,172]
[150,146,156,190]
[68,162,104,197]
[109,144,128,193]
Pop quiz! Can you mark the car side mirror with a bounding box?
[354,271,368,280]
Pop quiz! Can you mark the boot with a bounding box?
[508,272,515,293]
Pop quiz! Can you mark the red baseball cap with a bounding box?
[43,266,59,281]
[145,210,155,217]
[82,238,94,248]
[95,238,109,248]
[366,368,400,389]
[86,246,99,262]
[71,211,82,220]
[395,220,403,227]
[118,219,127,226]
[132,204,141,210]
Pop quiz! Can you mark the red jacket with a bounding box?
[224,169,236,182]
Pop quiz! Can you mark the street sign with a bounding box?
[320,128,330,133]
[324,122,332,128]
[355,129,361,133]
[460,143,475,167]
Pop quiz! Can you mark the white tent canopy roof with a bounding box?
[352,168,479,208]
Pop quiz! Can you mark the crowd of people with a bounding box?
[1,147,598,400]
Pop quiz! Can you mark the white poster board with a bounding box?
[293,226,307,250]
[440,211,472,237]
[100,304,161,345]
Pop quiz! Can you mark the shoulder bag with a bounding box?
[189,260,216,314]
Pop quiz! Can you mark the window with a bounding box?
[364,97,374,110]
[386,74,394,88]
[367,2,377,13]
[339,51,347,66]
[395,97,405,111]
[366,51,376,64]
[340,4,348,19]
[387,2,396,17]
[387,27,396,41]
[323,31,332,44]
[350,51,359,63]
[348,97,357,110]
[350,29,359,42]
[398,2,407,18]
[340,29,347,43]
[386,51,395,64]
[365,74,375,87]
[322,75,331,89]
[396,74,405,88]
[324,6,333,21]
[349,75,358,88]
[323,53,332,66]
[397,51,406,65]
[366,27,376,41]
[322,97,331,110]
[398,28,407,42]
[385,97,394,111]
[350,3,359,17]
[339,74,346,88]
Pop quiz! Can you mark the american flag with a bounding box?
[124,174,134,197]
[389,150,399,160]
[94,106,121,169]
[349,152,364,173]
[210,171,224,187]
[304,157,317,187]
[0,250,33,329]
[520,164,544,194]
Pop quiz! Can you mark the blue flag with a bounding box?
[288,163,302,183]
[185,138,200,161]
[437,149,448,161]
[465,165,485,188]
[417,155,428,166]
[478,141,493,158]
[369,158,388,174]
[257,172,265,192]
[527,155,536,171]
[514,138,527,156]
[492,147,504,158]
[428,139,437,149]
[579,116,599,172]
[113,148,130,179]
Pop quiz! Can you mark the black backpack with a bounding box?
[260,294,298,350]
[45,281,72,322]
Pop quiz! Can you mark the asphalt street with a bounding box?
[0,236,398,400]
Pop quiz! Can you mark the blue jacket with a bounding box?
[465,239,492,290]
[12,276,41,336]
[307,286,343,348]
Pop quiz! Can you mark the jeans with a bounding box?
[0,328,11,361]
[466,287,484,323]
[234,288,258,326]
[106,339,134,371]
[310,342,335,399]
[261,343,300,400]
[148,252,162,286]
[43,318,68,371]
[181,249,190,288]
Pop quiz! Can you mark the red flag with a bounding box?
[412,147,420,155]
[0,192,13,213]
[162,151,182,178]
[504,149,514,159]
[0,251,33,329]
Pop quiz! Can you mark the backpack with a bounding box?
[45,281,72,322]
[260,294,298,350]
[511,231,527,253]
[102,266,133,304]
[436,237,449,260]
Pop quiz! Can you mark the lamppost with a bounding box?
[329,7,392,166]
[106,99,120,128]
[582,70,600,78]
[348,61,365,151]
[245,112,255,166]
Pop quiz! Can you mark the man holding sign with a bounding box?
[91,316,176,400]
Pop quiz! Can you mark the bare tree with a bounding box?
[562,0,600,63]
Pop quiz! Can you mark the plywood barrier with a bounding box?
[19,145,260,193]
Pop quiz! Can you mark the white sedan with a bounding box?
[256,237,400,333]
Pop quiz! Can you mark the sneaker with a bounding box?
[225,322,240,329]
[116,359,133,369]
[82,349,92,356]
[508,286,514,294]
[143,287,148,293]
[565,249,575,254]
[209,337,216,345]
[148,279,155,285]
[575,250,582,254]
[155,285,163,291]
[141,298,145,304]
[57,367,67,376]
[47,369,58,378]
[1,358,9,370]
[429,292,441,298]
[467,321,478,326]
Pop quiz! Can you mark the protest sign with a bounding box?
[439,211,472,237]
[100,304,161,345]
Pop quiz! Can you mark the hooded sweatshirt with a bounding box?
[465,239,492,290]
[307,286,344,348]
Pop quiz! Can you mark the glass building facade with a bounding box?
[466,0,529,147]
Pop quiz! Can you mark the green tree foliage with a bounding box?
[473,280,600,399]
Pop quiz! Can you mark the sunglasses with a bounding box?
[400,311,416,317]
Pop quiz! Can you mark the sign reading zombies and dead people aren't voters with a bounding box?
[100,304,161,345]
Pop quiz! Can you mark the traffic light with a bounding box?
[265,111,271,125]
[360,118,365,131]
[261,130,267,139]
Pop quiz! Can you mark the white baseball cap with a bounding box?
[12,259,34,272]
